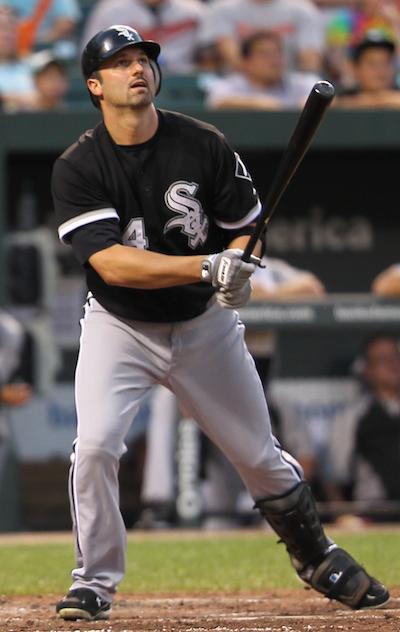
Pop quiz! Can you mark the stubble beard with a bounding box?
[123,86,154,110]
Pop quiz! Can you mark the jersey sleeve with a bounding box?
[69,220,122,265]
[211,134,261,232]
[51,156,119,243]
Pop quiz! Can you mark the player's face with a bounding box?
[92,47,156,109]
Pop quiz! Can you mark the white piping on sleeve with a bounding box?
[214,199,262,230]
[58,208,119,243]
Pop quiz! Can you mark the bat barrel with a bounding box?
[242,81,335,262]
[314,80,336,100]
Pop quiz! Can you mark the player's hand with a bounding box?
[201,248,260,290]
[215,280,252,309]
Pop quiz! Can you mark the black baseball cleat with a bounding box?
[56,587,112,620]
[299,548,390,610]
[355,577,390,610]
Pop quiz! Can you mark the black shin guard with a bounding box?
[255,481,332,570]
[255,482,390,609]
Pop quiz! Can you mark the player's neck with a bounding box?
[103,104,159,145]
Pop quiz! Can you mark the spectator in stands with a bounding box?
[0,5,36,110]
[81,0,209,73]
[372,264,400,296]
[0,382,31,404]
[7,0,81,57]
[330,334,400,518]
[198,0,326,74]
[333,31,400,107]
[325,0,400,86]
[0,309,32,484]
[28,48,69,109]
[0,310,32,404]
[193,42,224,75]
[206,30,321,110]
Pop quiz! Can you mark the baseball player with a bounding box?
[52,24,389,622]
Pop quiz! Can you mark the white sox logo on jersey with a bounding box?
[164,181,209,249]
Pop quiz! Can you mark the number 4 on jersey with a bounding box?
[123,218,149,249]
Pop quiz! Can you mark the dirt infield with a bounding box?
[2,589,400,632]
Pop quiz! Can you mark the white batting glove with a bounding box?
[215,280,252,309]
[201,248,260,291]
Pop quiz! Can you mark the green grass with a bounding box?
[0,530,399,596]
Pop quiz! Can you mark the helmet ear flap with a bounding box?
[150,59,162,95]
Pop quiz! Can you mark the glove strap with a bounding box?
[201,259,212,282]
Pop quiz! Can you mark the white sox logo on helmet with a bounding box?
[164,181,209,249]
[112,25,138,42]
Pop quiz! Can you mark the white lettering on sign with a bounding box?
[267,207,373,253]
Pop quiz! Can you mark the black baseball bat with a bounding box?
[242,80,335,262]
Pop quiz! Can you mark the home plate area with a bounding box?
[2,590,400,632]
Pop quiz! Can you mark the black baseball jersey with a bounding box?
[52,109,261,322]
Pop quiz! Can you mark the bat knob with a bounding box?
[314,80,335,100]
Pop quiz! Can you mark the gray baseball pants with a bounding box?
[68,297,303,601]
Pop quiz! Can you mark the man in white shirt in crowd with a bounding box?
[198,0,325,73]
[205,30,321,110]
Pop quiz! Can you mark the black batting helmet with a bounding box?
[81,24,162,107]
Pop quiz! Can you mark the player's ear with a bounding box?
[87,76,103,100]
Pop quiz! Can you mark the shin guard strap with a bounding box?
[255,482,331,568]
[310,548,372,608]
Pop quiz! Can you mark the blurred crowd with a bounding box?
[1,0,400,111]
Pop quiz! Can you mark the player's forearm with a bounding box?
[228,234,262,257]
[89,244,205,289]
